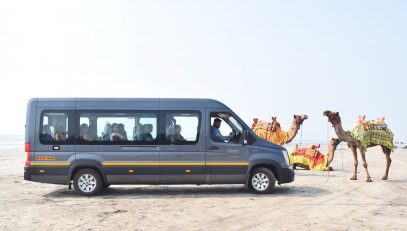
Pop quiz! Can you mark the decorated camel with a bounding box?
[290,138,341,171]
[251,115,308,145]
[323,110,394,181]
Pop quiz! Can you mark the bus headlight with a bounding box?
[282,150,290,166]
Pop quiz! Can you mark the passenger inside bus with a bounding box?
[54,132,67,141]
[174,125,186,142]
[141,124,154,141]
[118,123,128,141]
[110,123,125,141]
[40,125,53,142]
[80,123,90,141]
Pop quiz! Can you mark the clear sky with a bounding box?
[1,1,406,142]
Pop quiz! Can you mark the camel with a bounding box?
[291,138,341,171]
[323,110,394,181]
[251,115,308,145]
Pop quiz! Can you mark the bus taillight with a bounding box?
[25,142,31,167]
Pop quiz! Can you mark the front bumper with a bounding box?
[278,167,294,184]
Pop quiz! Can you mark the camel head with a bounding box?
[326,137,342,165]
[293,114,308,126]
[323,110,341,126]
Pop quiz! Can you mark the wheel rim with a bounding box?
[251,173,269,191]
[78,174,97,193]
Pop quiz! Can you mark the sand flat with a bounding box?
[0,146,406,230]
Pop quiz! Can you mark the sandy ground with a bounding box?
[0,145,406,231]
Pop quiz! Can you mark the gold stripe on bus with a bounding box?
[30,161,249,167]
[102,162,249,166]
[102,162,160,166]
[159,162,205,166]
[31,162,70,166]
[102,162,205,166]
[206,162,249,166]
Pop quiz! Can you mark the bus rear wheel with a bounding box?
[73,169,103,196]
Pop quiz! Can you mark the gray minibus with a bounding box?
[24,98,294,196]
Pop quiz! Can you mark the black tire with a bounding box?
[73,169,103,196]
[249,167,276,194]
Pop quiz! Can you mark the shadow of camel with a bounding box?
[43,185,331,199]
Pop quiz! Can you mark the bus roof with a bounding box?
[32,98,229,109]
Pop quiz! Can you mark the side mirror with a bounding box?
[243,130,249,145]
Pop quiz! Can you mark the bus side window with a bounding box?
[164,112,200,145]
[40,111,72,144]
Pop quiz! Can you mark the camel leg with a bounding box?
[350,145,358,180]
[358,146,372,182]
[382,146,392,180]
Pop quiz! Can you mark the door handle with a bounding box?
[208,146,219,150]
[52,146,60,151]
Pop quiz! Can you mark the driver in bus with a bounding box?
[210,118,232,143]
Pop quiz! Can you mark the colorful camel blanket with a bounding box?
[289,147,328,171]
[349,121,394,151]
[251,120,288,145]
